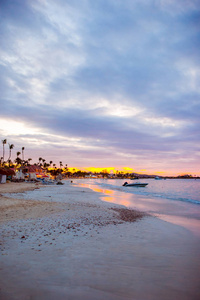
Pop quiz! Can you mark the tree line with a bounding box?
[0,139,67,171]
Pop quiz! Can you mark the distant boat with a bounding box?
[155,176,162,180]
[122,182,148,187]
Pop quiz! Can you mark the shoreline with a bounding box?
[76,179,200,238]
[0,182,147,224]
[1,181,200,300]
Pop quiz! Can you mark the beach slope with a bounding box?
[0,182,200,300]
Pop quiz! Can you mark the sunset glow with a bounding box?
[1,1,200,177]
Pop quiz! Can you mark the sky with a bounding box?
[0,0,200,176]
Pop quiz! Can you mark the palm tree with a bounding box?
[15,156,22,166]
[17,151,21,157]
[23,160,27,166]
[59,161,63,168]
[49,161,53,166]
[15,152,22,167]
[2,139,7,164]
[8,144,14,162]
[22,147,25,161]
[7,159,11,167]
[38,157,43,166]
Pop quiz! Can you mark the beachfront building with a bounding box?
[15,165,44,181]
[0,168,7,183]
[0,168,15,183]
[15,169,25,180]
[22,165,44,180]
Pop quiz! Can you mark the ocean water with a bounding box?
[77,178,200,205]
[75,178,200,236]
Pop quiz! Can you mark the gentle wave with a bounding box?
[91,179,200,205]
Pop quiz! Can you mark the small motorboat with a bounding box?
[123,182,148,187]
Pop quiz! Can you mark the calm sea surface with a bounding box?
[78,178,200,204]
[76,178,200,237]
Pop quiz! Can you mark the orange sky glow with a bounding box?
[1,1,199,179]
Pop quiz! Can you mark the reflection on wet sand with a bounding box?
[77,182,200,237]
[78,183,135,207]
[159,214,200,237]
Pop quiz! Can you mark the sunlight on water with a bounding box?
[76,179,200,237]
[79,182,139,207]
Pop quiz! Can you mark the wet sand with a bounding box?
[0,182,200,300]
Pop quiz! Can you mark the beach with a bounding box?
[0,182,200,300]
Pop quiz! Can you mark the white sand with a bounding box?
[0,182,200,300]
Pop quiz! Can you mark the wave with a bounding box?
[92,180,200,206]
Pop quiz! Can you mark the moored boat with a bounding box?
[122,182,148,187]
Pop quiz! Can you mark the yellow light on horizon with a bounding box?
[123,167,134,171]
[85,167,116,173]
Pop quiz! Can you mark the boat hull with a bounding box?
[123,182,148,187]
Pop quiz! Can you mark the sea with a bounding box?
[77,178,200,205]
[75,178,200,237]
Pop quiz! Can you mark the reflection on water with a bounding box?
[102,194,135,207]
[77,181,200,238]
[79,182,135,207]
[93,187,113,195]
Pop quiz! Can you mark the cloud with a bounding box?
[0,0,200,174]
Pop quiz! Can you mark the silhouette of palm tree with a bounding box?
[22,147,25,161]
[28,158,32,166]
[7,144,14,167]
[38,157,42,166]
[15,152,22,166]
[2,139,7,164]
[8,144,14,161]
